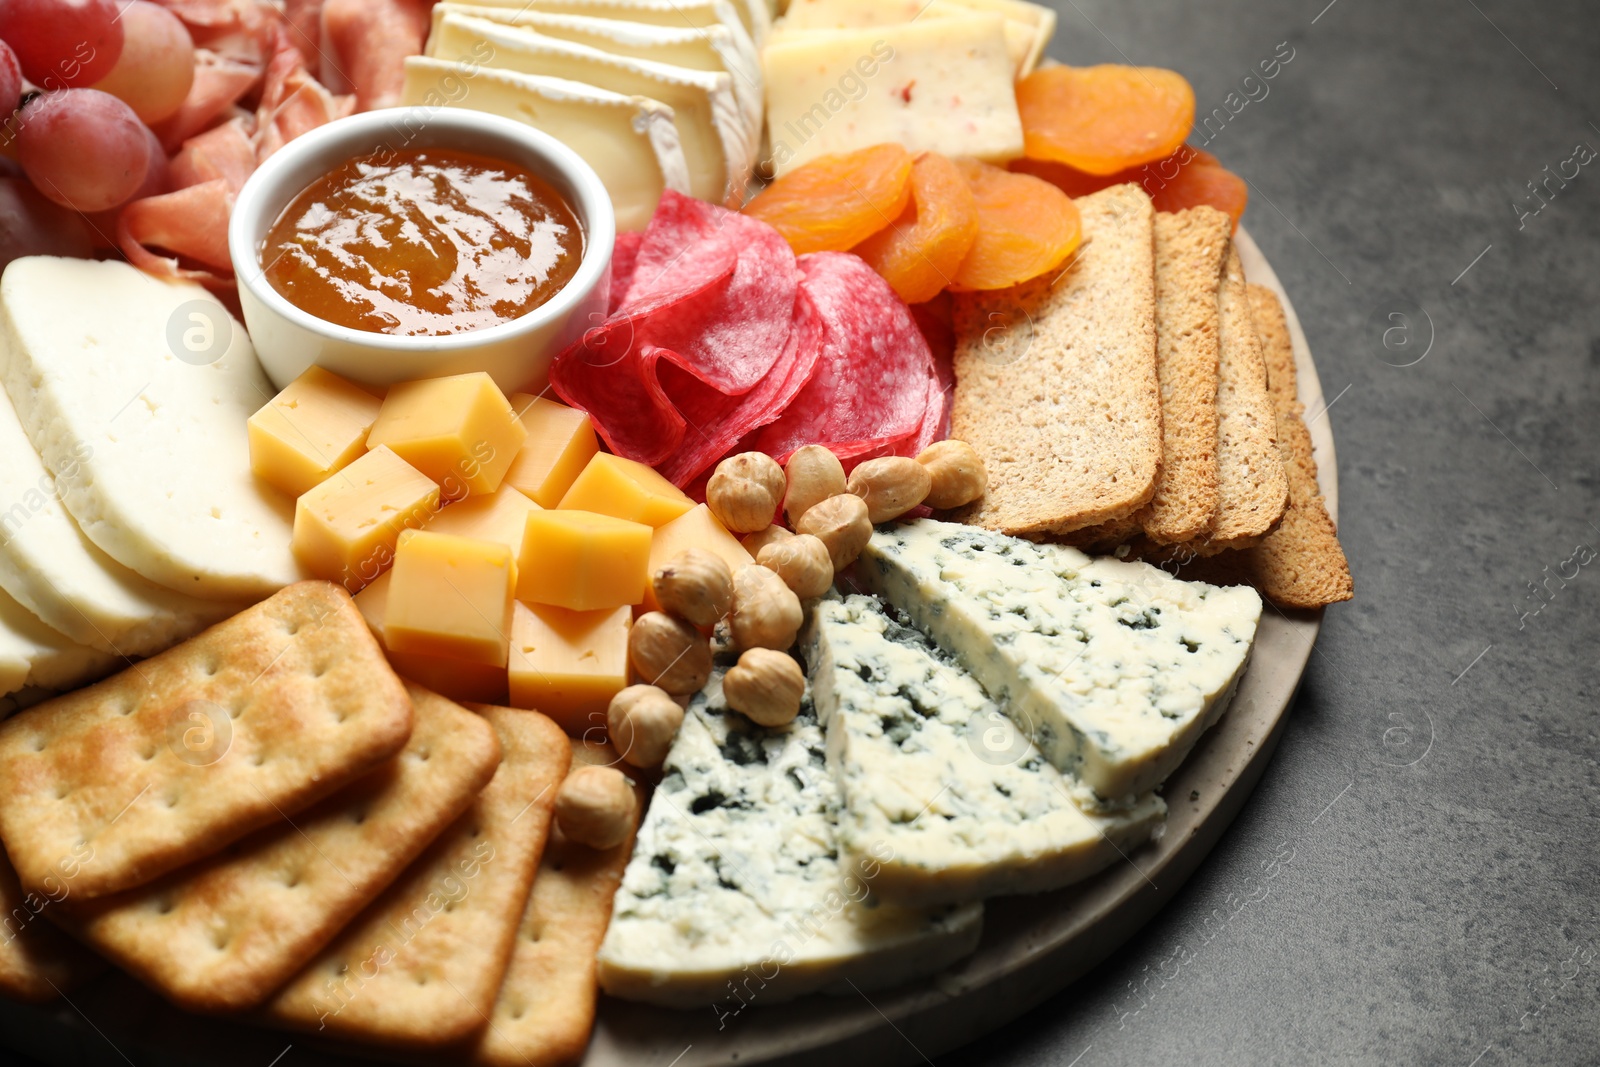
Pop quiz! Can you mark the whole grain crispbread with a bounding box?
[0,581,414,901]
[949,184,1161,536]
[60,684,502,1013]
[262,707,570,1049]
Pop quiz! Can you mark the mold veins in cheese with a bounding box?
[0,258,305,601]
[857,519,1261,811]
[596,669,983,1008]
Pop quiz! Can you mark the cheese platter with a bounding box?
[0,0,1351,1065]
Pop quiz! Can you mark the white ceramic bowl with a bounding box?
[229,107,615,394]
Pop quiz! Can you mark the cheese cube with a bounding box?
[366,373,527,499]
[763,15,1023,175]
[248,366,383,498]
[353,570,509,704]
[426,485,542,557]
[518,509,652,610]
[641,504,752,613]
[558,452,694,527]
[503,394,599,507]
[385,530,516,667]
[508,601,632,734]
[292,446,440,592]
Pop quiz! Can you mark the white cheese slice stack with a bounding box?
[762,14,1025,175]
[400,59,692,233]
[804,595,1166,908]
[0,258,303,602]
[598,670,983,1008]
[431,14,753,206]
[427,5,764,152]
[464,0,764,48]
[0,586,120,699]
[0,384,238,655]
[858,520,1262,811]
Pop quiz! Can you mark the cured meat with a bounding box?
[151,49,260,151]
[322,0,432,112]
[118,178,235,283]
[608,231,644,315]
[169,116,256,191]
[752,252,936,465]
[253,28,354,161]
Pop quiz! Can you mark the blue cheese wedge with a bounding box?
[857,519,1261,810]
[597,670,983,1008]
[805,595,1165,908]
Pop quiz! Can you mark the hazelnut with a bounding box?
[652,548,733,629]
[554,765,637,849]
[794,493,872,571]
[917,440,989,509]
[729,564,803,651]
[783,445,846,527]
[607,684,685,769]
[757,534,833,599]
[741,524,794,556]
[845,457,932,523]
[628,612,713,694]
[723,648,805,727]
[706,452,786,533]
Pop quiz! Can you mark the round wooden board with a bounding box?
[0,228,1334,1067]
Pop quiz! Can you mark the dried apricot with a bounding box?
[949,159,1081,292]
[852,152,979,304]
[742,144,913,255]
[1016,65,1196,175]
[1013,145,1248,230]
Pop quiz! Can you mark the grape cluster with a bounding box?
[1,0,197,260]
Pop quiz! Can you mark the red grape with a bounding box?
[0,0,124,89]
[0,177,95,270]
[0,40,20,115]
[89,1,193,124]
[16,88,151,213]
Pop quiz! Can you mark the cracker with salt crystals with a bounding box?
[60,684,501,1013]
[0,582,414,902]
[0,847,103,1003]
[263,707,569,1049]
[471,739,643,1067]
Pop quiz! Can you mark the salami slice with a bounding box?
[752,252,935,464]
[607,230,644,314]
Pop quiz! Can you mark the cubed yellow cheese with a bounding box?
[366,372,527,499]
[558,452,694,526]
[248,366,383,498]
[641,503,754,613]
[385,530,515,667]
[353,570,509,704]
[508,600,631,735]
[504,393,599,507]
[518,509,651,610]
[292,446,440,592]
[426,485,542,558]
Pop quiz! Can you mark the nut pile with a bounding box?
[610,440,989,757]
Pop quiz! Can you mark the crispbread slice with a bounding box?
[471,739,643,1067]
[1184,288,1352,608]
[0,581,414,900]
[0,847,103,1003]
[1201,248,1288,551]
[950,184,1161,536]
[262,707,570,1049]
[59,684,502,1013]
[1136,207,1233,543]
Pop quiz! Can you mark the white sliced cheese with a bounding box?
[432,14,752,205]
[0,258,304,602]
[776,0,1047,76]
[805,595,1165,908]
[762,14,1023,176]
[428,6,763,151]
[400,57,691,232]
[454,0,757,54]
[0,587,120,698]
[598,670,983,1008]
[857,520,1262,810]
[0,384,238,656]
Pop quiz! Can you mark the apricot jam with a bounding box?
[262,147,583,336]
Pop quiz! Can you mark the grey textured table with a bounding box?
[940,1,1600,1065]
